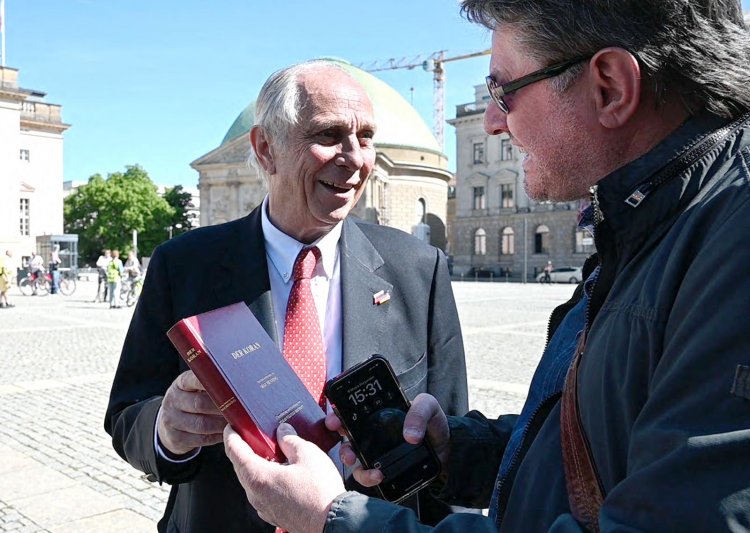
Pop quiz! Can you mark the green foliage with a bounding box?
[163,185,197,238]
[64,165,175,264]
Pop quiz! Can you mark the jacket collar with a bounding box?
[594,111,742,247]
[213,205,278,344]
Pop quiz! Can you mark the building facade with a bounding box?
[0,66,69,262]
[192,60,452,251]
[448,84,594,280]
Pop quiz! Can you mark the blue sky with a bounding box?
[4,0,491,187]
[4,1,749,188]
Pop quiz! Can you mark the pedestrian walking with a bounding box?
[49,244,61,295]
[543,260,553,283]
[94,249,111,303]
[107,250,123,309]
[0,250,14,309]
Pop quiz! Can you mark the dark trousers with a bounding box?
[96,270,108,301]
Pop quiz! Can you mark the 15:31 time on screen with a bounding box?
[348,378,383,405]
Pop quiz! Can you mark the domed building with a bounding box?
[191,59,452,250]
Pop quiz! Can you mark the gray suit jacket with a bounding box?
[105,205,468,532]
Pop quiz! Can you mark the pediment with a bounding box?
[191,135,251,168]
[490,168,518,182]
[466,171,490,185]
[20,181,35,193]
[374,151,394,171]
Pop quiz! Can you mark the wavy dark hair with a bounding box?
[461,0,750,118]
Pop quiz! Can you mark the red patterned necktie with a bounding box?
[282,246,327,410]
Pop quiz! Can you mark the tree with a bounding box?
[163,185,196,239]
[64,165,174,264]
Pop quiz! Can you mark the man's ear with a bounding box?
[589,48,641,129]
[250,126,276,175]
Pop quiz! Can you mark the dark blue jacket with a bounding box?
[325,113,750,532]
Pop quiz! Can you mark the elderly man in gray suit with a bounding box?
[104,60,468,533]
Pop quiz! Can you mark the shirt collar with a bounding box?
[260,195,342,283]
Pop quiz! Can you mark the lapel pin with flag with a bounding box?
[372,289,391,306]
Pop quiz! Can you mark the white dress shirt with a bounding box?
[260,195,344,384]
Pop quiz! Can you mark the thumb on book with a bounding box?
[277,423,303,462]
[277,422,297,438]
[224,424,268,488]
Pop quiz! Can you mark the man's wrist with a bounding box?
[157,434,201,462]
[154,406,201,463]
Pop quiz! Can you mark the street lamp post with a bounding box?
[168,223,183,240]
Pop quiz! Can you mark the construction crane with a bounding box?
[362,49,491,149]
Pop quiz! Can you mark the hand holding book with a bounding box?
[167,302,339,462]
[157,370,226,457]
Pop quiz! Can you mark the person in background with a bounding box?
[0,250,14,309]
[107,250,123,309]
[94,249,111,303]
[28,251,45,296]
[105,60,469,532]
[222,0,750,531]
[49,244,61,295]
[542,260,553,283]
[123,251,141,280]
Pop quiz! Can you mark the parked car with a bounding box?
[537,266,583,284]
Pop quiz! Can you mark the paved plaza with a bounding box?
[0,279,576,532]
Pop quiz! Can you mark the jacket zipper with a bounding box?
[514,186,601,523]
[625,112,750,208]
[495,393,561,522]
[584,186,602,338]
[544,186,602,345]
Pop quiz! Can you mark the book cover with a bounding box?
[167,301,339,462]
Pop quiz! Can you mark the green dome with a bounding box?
[222,101,256,145]
[220,58,441,153]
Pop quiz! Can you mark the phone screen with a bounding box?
[325,356,440,502]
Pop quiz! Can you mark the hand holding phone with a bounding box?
[325,355,442,502]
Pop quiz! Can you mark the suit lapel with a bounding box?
[212,205,279,345]
[340,219,393,369]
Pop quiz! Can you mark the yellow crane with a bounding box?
[361,49,491,150]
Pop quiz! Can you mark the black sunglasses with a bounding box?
[485,55,591,113]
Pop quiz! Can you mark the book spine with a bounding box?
[167,320,281,461]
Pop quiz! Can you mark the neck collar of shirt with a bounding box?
[260,195,341,284]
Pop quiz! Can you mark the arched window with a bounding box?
[501,227,515,255]
[474,228,487,256]
[535,224,550,254]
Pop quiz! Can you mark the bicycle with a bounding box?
[19,270,51,296]
[19,269,77,296]
[57,270,77,296]
[119,274,143,307]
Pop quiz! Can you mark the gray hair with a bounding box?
[247,60,354,181]
[461,0,750,118]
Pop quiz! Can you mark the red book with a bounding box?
[167,301,339,462]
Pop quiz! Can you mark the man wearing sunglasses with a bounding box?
[222,1,750,531]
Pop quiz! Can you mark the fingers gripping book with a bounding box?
[167,301,339,462]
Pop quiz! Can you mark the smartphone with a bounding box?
[324,355,441,503]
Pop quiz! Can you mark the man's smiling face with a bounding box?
[267,67,377,243]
